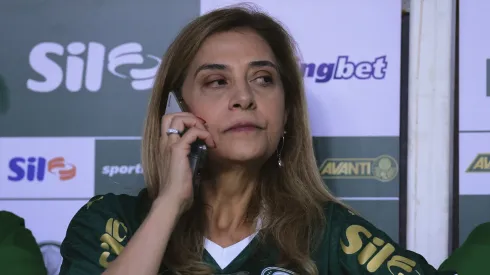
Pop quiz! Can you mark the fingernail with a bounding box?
[196,116,206,123]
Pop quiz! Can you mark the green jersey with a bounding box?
[0,211,47,275]
[59,190,456,275]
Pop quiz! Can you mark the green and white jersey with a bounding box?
[59,189,456,275]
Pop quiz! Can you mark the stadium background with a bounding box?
[0,1,486,274]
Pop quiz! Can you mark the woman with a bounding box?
[59,5,456,275]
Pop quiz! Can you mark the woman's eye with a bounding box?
[254,76,274,86]
[207,79,228,87]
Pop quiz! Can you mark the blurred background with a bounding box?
[0,0,487,274]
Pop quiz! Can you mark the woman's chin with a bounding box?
[210,150,269,166]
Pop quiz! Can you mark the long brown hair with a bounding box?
[141,4,343,274]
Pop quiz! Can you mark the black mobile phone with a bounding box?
[165,91,208,188]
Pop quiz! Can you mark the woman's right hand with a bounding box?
[157,112,215,214]
[100,113,213,275]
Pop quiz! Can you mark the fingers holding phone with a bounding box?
[157,113,210,211]
[162,114,215,149]
[157,91,214,212]
[161,114,208,144]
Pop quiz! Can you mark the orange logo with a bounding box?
[47,157,76,180]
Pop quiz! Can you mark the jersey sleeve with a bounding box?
[331,205,457,275]
[59,194,132,275]
[0,211,47,275]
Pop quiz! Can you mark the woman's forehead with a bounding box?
[190,30,276,67]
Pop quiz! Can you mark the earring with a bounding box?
[277,131,286,167]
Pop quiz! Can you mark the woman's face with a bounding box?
[181,28,286,165]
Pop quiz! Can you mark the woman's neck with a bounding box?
[201,168,259,247]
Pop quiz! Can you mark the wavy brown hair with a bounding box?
[141,4,343,275]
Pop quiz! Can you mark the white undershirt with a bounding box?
[204,218,262,269]
[204,232,257,269]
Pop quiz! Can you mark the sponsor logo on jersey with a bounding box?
[319,155,398,182]
[466,153,490,172]
[99,218,127,268]
[8,156,76,182]
[261,267,296,275]
[301,55,388,83]
[341,224,417,274]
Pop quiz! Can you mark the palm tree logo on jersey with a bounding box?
[261,267,295,275]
